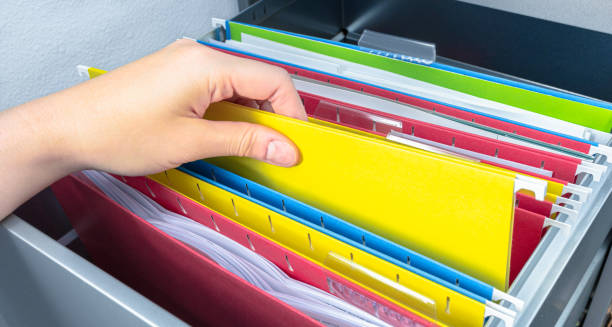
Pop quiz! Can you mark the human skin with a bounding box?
[0,39,307,219]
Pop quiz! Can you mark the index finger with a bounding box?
[213,49,308,121]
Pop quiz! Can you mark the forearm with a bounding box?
[0,39,304,220]
[0,89,83,220]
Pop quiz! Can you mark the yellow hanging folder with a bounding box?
[315,115,567,199]
[203,102,537,290]
[150,168,494,327]
[82,66,544,291]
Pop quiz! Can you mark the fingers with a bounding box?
[214,50,308,121]
[181,118,300,167]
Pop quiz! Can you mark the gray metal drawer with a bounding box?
[0,215,185,327]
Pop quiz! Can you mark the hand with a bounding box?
[0,39,307,218]
[70,39,306,174]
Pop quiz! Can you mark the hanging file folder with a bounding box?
[294,94,593,202]
[201,101,547,290]
[79,65,547,289]
[222,21,612,133]
[119,174,440,327]
[181,160,523,310]
[299,92,602,183]
[194,39,612,160]
[76,64,544,291]
[85,170,396,327]
[51,173,322,327]
[149,167,514,326]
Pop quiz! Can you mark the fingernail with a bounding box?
[265,140,297,166]
[260,101,274,113]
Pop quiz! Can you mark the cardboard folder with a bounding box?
[202,102,526,290]
[225,21,612,132]
[204,42,610,158]
[150,167,496,327]
[299,92,586,183]
[118,174,440,327]
[80,68,554,289]
[181,160,522,310]
[51,173,321,327]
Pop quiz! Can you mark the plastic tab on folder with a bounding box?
[203,101,522,290]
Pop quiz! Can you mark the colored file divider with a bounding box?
[120,174,441,327]
[83,64,568,297]
[149,167,512,327]
[199,41,612,160]
[51,173,322,327]
[80,64,605,191]
[203,101,526,290]
[516,193,578,219]
[510,209,546,283]
[300,92,591,183]
[181,160,523,310]
[79,65,531,289]
[226,21,612,132]
[295,95,590,205]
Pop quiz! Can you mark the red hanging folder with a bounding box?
[299,91,585,183]
[119,174,440,327]
[211,46,592,154]
[510,208,546,284]
[51,173,322,327]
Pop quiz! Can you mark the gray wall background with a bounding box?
[459,0,612,35]
[3,0,611,111]
[0,1,239,110]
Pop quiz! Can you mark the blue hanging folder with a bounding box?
[180,160,523,310]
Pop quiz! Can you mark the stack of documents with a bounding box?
[57,19,612,327]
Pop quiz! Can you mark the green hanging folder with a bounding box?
[227,21,612,132]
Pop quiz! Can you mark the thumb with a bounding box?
[183,118,300,167]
